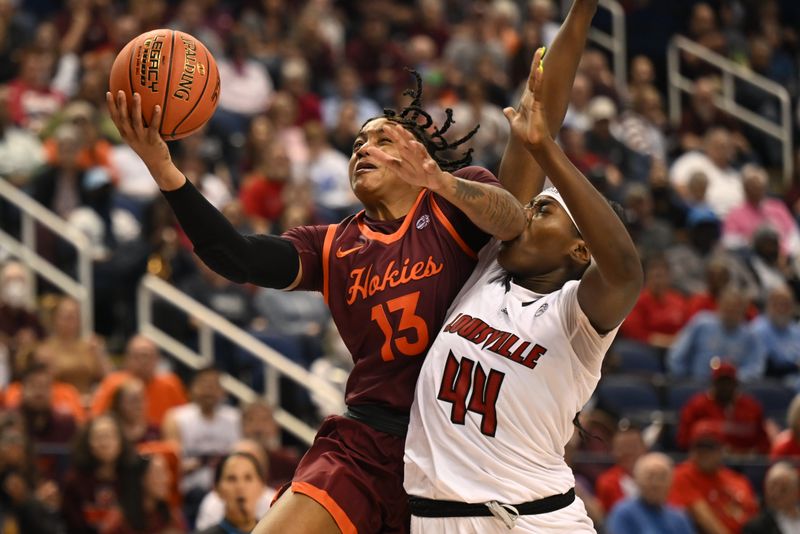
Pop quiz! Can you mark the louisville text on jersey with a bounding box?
[443,313,548,370]
[346,256,444,305]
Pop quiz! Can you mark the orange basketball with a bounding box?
[109,29,221,140]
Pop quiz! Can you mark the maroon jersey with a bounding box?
[284,167,499,412]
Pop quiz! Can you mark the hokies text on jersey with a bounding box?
[346,256,444,305]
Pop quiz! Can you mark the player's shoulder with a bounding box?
[453,165,500,186]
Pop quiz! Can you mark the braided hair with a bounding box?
[367,69,480,172]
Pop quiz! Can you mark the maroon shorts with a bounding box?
[277,415,409,534]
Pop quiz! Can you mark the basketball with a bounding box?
[109,29,220,140]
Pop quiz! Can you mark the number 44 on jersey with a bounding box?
[437,352,505,437]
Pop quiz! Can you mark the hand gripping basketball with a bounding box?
[106,91,171,174]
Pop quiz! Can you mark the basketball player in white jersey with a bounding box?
[403,47,643,532]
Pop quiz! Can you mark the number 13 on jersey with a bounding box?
[370,291,430,361]
[437,351,505,437]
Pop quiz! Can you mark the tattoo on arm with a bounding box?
[454,179,523,235]
[455,179,485,201]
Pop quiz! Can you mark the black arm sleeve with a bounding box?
[161,179,300,289]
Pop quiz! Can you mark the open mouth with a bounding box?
[355,161,378,174]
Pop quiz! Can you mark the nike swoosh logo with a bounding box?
[336,245,364,258]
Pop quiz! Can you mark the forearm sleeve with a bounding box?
[161,179,300,288]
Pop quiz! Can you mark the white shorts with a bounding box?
[410,496,597,533]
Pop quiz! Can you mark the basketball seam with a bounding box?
[160,30,176,133]
[170,42,213,137]
[127,41,138,124]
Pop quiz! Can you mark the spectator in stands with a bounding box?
[621,256,690,348]
[346,15,407,104]
[195,439,274,531]
[0,84,44,184]
[210,29,273,170]
[668,288,766,381]
[7,47,65,134]
[267,91,309,173]
[320,65,381,131]
[771,394,800,460]
[595,425,648,514]
[61,414,141,533]
[281,57,322,127]
[0,261,42,375]
[723,164,800,257]
[580,48,619,103]
[194,451,266,534]
[669,420,758,533]
[162,367,241,526]
[686,258,758,319]
[91,334,187,428]
[104,453,184,534]
[563,73,593,132]
[678,77,744,154]
[240,401,300,488]
[741,227,800,306]
[585,97,647,186]
[606,453,694,534]
[36,295,110,396]
[303,121,359,223]
[619,85,668,162]
[4,345,85,422]
[623,183,674,268]
[239,140,292,233]
[109,380,161,445]
[743,461,800,534]
[666,206,730,296]
[450,79,509,171]
[0,417,64,533]
[17,361,77,480]
[28,122,114,242]
[751,286,800,380]
[670,127,743,217]
[677,361,770,453]
[627,55,655,98]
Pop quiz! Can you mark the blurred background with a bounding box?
[1,0,800,532]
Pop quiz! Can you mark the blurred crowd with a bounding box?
[1,0,800,532]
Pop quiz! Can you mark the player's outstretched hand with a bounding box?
[503,47,549,150]
[368,123,450,191]
[106,90,171,174]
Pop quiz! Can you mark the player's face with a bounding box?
[497,196,586,278]
[348,118,415,202]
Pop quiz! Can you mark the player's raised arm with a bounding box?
[371,124,526,242]
[106,91,303,290]
[504,52,642,333]
[498,0,598,203]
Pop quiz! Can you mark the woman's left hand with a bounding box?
[368,123,451,191]
[503,47,550,151]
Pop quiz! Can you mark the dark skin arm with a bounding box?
[371,124,526,241]
[499,0,598,203]
[505,50,642,333]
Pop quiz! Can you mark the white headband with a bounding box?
[538,187,577,228]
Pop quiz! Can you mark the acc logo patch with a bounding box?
[535,303,549,317]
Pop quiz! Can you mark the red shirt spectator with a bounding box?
[676,363,770,453]
[4,381,86,422]
[771,430,800,460]
[621,256,690,347]
[771,394,800,460]
[595,427,647,513]
[669,421,758,534]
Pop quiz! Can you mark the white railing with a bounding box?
[667,35,794,184]
[137,274,344,445]
[0,179,94,337]
[561,0,627,95]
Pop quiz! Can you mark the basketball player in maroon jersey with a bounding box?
[105,2,598,531]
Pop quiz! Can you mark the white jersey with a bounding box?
[404,242,618,505]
